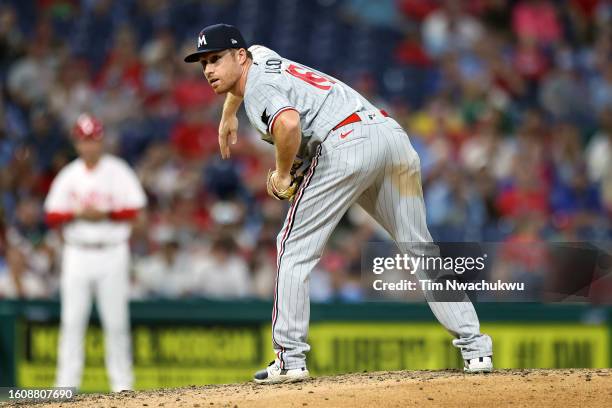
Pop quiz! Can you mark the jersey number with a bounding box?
[286,64,335,91]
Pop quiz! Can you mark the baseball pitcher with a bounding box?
[184,24,493,384]
[44,114,147,392]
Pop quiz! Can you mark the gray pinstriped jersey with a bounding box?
[244,45,377,158]
[242,49,492,372]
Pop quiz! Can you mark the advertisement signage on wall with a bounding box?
[16,320,609,392]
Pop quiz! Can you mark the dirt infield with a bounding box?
[5,369,612,408]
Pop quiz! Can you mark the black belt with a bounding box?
[68,242,121,250]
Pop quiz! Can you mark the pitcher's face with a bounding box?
[199,49,243,94]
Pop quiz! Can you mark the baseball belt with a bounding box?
[332,109,389,131]
[68,242,122,250]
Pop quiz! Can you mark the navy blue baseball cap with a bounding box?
[184,24,247,63]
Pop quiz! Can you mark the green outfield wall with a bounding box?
[0,300,610,392]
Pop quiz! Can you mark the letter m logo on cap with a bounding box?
[198,34,207,48]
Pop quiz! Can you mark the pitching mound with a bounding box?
[8,369,612,408]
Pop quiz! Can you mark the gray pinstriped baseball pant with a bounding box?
[272,111,493,369]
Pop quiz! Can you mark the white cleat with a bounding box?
[464,356,493,373]
[253,360,310,384]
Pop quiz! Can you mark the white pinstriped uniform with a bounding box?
[244,46,493,370]
[45,155,146,391]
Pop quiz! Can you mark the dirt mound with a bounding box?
[5,369,612,408]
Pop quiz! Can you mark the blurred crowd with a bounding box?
[0,0,610,302]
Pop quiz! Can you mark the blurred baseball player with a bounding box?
[44,113,147,392]
[185,24,493,384]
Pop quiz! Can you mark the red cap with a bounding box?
[72,113,104,140]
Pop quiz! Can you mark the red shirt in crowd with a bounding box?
[512,0,562,45]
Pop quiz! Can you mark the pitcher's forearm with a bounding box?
[223,93,244,118]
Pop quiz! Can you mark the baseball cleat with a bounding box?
[253,360,310,384]
[464,356,493,373]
